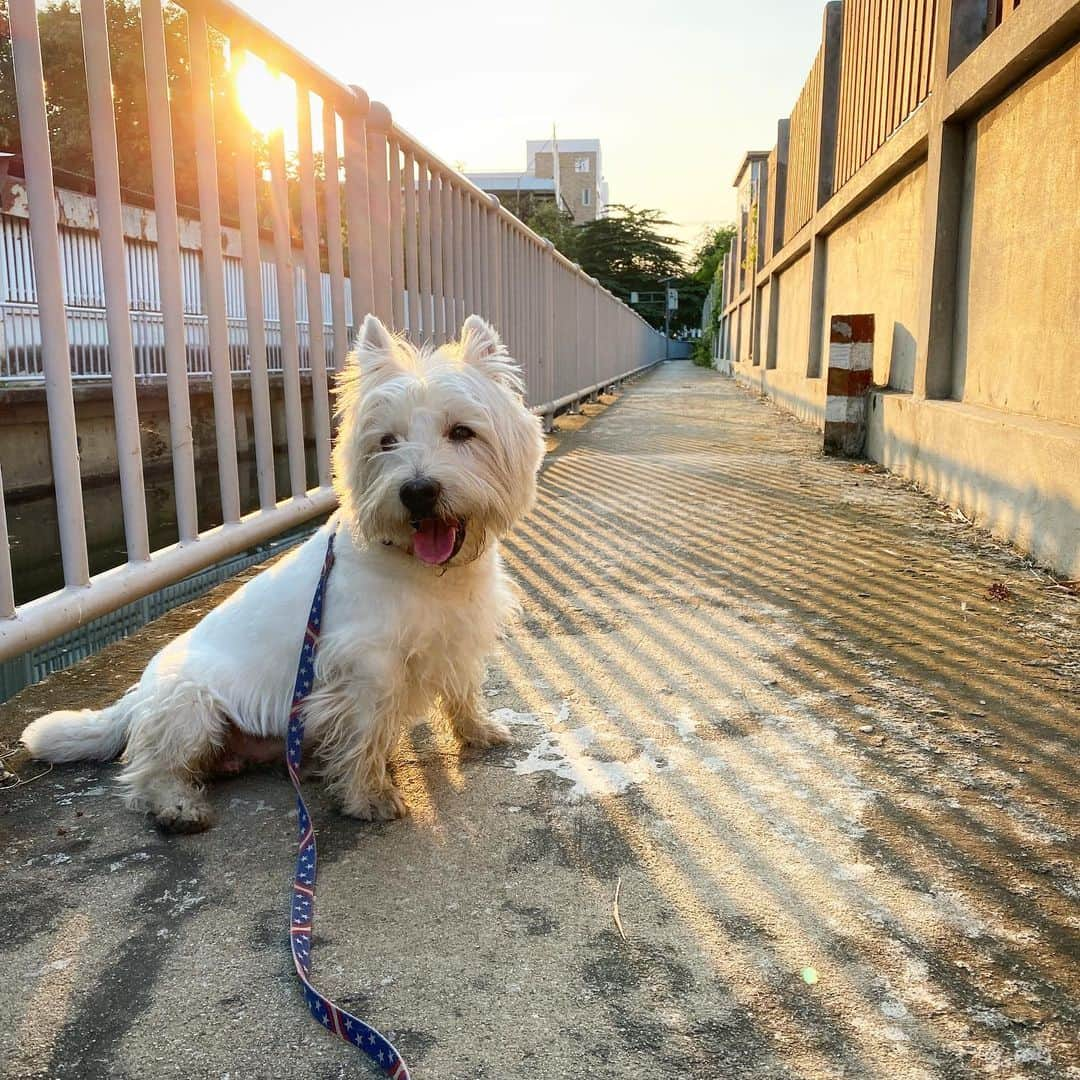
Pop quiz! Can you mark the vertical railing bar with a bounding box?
[442,175,455,339]
[430,168,445,341]
[472,196,483,319]
[81,0,150,562]
[343,88,374,324]
[366,103,393,325]
[188,8,240,524]
[481,202,493,323]
[403,150,420,341]
[268,124,308,498]
[296,83,332,489]
[387,136,405,332]
[0,468,15,618]
[416,159,433,342]
[139,0,198,542]
[9,0,90,588]
[462,193,475,318]
[322,104,349,368]
[454,186,467,325]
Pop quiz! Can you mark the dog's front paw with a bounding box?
[341,785,410,822]
[153,799,214,834]
[459,717,512,750]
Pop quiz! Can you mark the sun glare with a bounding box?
[234,54,295,135]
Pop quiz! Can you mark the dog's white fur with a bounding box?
[21,314,545,831]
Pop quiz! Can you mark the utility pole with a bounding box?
[661,274,677,361]
[552,123,560,215]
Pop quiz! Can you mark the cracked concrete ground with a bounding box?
[1,360,1078,1079]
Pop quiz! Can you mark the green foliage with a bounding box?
[0,0,341,262]
[0,0,236,210]
[568,204,682,330]
[521,199,578,258]
[689,223,736,287]
[687,223,735,366]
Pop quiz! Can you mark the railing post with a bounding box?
[189,8,240,524]
[81,0,149,561]
[343,86,374,323]
[388,137,405,331]
[268,124,308,498]
[232,50,276,512]
[488,195,502,330]
[9,0,89,588]
[296,83,332,488]
[430,169,445,341]
[462,194,475,318]
[403,150,420,339]
[0,469,14,618]
[592,278,600,390]
[912,0,987,400]
[442,174,456,337]
[140,0,198,541]
[542,241,554,408]
[417,159,434,341]
[321,103,350,368]
[452,186,466,329]
[366,102,393,326]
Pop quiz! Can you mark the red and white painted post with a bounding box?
[823,314,874,457]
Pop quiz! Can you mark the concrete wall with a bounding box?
[775,252,811,376]
[867,393,1079,580]
[820,163,925,391]
[716,12,1080,579]
[953,44,1080,426]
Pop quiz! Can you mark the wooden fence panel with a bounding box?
[834,0,937,192]
[783,46,823,243]
[987,0,1022,31]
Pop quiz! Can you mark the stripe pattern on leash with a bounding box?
[285,528,411,1079]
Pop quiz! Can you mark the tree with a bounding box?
[686,223,736,364]
[0,0,238,211]
[688,224,736,288]
[571,204,684,330]
[521,199,578,260]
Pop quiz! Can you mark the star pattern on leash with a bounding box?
[286,530,411,1079]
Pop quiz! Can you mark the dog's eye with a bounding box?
[379,434,398,451]
[448,424,475,443]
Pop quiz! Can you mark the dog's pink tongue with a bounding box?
[412,518,457,565]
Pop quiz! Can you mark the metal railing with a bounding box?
[0,208,354,379]
[0,0,666,662]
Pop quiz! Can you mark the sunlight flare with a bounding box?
[233,53,294,134]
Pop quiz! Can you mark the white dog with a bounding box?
[21,314,545,832]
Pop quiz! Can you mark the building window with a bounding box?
[582,188,591,207]
[575,157,590,173]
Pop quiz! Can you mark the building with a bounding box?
[467,137,608,226]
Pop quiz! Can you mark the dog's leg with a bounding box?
[319,701,409,821]
[442,669,511,749]
[119,687,225,833]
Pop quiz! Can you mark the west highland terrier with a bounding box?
[21,314,545,832]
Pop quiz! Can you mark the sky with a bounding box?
[232,0,826,255]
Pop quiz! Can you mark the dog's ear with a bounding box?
[351,314,403,385]
[459,315,525,395]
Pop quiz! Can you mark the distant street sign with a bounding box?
[630,291,639,304]
[667,288,679,311]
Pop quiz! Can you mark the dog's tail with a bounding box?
[21,698,133,763]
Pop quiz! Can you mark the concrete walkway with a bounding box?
[2,361,1077,1080]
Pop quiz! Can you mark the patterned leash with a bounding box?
[284,528,411,1079]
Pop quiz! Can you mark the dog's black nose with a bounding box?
[399,477,442,519]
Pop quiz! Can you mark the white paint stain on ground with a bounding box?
[510,701,667,799]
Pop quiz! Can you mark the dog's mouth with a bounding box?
[410,517,465,566]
